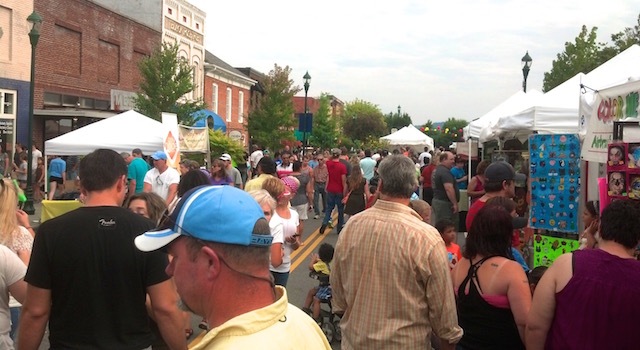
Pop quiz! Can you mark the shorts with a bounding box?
[50,176,64,185]
[315,285,332,301]
[292,203,308,220]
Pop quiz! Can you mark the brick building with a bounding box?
[0,0,35,156]
[203,51,255,147]
[32,0,162,149]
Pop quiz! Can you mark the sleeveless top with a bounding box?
[457,256,524,350]
[545,249,640,349]
[470,175,484,205]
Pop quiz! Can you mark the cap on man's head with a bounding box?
[219,153,232,161]
[135,186,271,252]
[132,148,143,156]
[331,148,341,156]
[485,161,526,184]
[151,151,167,160]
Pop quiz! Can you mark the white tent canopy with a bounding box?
[381,124,434,152]
[488,44,640,142]
[45,110,167,155]
[490,73,585,142]
[464,90,543,141]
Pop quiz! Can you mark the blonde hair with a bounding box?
[248,189,276,214]
[262,177,285,200]
[0,179,20,248]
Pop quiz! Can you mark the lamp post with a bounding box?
[398,105,401,118]
[23,11,42,215]
[521,51,532,93]
[303,71,311,148]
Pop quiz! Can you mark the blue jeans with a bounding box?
[271,271,290,287]
[323,192,344,232]
[313,183,327,215]
[10,306,20,340]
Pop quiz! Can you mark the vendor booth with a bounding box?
[380,124,435,152]
[45,110,167,155]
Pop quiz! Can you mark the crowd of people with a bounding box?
[0,143,638,350]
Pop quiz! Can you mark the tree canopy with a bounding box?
[543,13,640,92]
[342,99,387,142]
[309,93,339,149]
[384,111,413,133]
[133,42,205,125]
[247,64,301,151]
[422,118,467,149]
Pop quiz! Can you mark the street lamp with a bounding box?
[521,51,532,93]
[398,105,401,118]
[24,11,42,215]
[303,71,311,148]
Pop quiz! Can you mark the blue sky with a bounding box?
[190,0,638,124]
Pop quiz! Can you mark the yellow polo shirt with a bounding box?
[189,286,331,350]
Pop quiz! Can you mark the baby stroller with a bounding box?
[308,271,342,343]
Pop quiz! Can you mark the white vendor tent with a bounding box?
[464,89,543,141]
[381,124,434,152]
[45,110,167,155]
[489,44,640,142]
[490,73,585,142]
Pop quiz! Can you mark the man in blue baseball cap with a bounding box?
[143,150,180,206]
[135,186,331,349]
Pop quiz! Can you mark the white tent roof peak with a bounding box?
[381,124,434,152]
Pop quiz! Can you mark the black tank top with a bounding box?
[456,256,525,350]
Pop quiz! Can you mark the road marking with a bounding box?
[290,214,337,272]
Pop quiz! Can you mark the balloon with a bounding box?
[445,128,449,133]
[420,127,425,131]
[459,128,463,133]
[437,126,440,130]
[454,133,458,137]
[425,127,429,131]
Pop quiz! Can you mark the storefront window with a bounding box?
[0,89,17,162]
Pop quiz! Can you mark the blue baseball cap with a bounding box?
[135,186,271,252]
[151,151,168,160]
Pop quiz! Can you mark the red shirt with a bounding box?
[421,164,436,188]
[466,199,486,232]
[326,159,347,193]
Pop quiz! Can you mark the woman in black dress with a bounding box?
[344,163,370,216]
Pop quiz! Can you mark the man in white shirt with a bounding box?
[31,144,42,177]
[143,151,180,205]
[250,145,264,179]
[419,147,432,167]
[360,149,377,181]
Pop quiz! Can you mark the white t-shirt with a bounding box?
[143,167,180,201]
[419,151,432,166]
[31,148,42,173]
[250,150,264,168]
[268,209,299,273]
[0,245,26,348]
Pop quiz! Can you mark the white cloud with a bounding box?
[190,0,638,123]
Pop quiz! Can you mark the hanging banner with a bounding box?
[179,125,208,152]
[581,79,640,163]
[162,112,180,169]
[529,134,581,233]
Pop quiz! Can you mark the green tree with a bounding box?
[422,118,467,149]
[543,26,616,92]
[611,13,640,52]
[248,64,300,151]
[133,42,205,125]
[342,99,387,142]
[309,93,338,149]
[384,111,413,132]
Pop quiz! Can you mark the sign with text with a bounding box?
[110,89,137,111]
[582,80,640,163]
[179,125,208,152]
[164,17,203,45]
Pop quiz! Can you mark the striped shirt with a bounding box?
[331,199,463,349]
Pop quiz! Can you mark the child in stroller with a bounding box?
[302,243,334,323]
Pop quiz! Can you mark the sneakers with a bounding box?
[319,224,327,235]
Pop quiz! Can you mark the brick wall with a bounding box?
[203,74,250,147]
[33,0,162,108]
